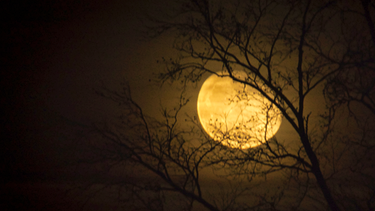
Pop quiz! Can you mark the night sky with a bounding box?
[2,0,374,210]
[2,0,179,209]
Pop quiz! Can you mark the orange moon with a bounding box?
[197,72,282,149]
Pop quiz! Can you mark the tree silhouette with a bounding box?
[323,0,375,115]
[87,0,375,210]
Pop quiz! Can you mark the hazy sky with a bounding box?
[2,0,301,183]
[2,0,351,209]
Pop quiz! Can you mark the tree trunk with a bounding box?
[300,133,341,211]
[312,164,341,211]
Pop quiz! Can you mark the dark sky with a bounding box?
[1,0,350,210]
[1,0,180,209]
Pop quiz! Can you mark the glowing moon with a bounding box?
[197,72,282,149]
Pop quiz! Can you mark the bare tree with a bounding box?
[85,0,375,210]
[93,83,242,211]
[320,0,375,112]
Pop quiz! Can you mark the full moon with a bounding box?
[197,72,282,149]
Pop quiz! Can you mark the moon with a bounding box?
[197,72,282,149]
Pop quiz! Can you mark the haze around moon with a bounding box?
[197,72,282,149]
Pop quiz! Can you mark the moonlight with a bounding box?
[197,71,282,149]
